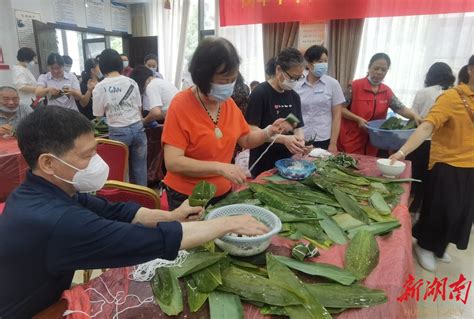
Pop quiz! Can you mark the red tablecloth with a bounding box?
[63,155,416,319]
[0,138,28,202]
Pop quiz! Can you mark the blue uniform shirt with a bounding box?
[0,171,182,319]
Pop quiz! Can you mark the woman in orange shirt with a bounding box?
[390,55,474,272]
[162,37,289,210]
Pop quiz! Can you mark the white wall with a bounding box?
[0,0,19,86]
[0,0,131,86]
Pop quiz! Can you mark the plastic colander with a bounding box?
[205,204,282,256]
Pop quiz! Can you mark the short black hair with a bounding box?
[80,58,98,85]
[469,55,474,66]
[130,65,153,94]
[265,47,304,76]
[424,62,455,89]
[369,53,391,68]
[458,65,469,85]
[62,55,73,65]
[189,37,240,94]
[99,49,123,75]
[250,80,259,87]
[16,107,94,169]
[304,45,328,63]
[17,47,36,62]
[144,54,158,64]
[120,53,128,58]
[47,53,64,66]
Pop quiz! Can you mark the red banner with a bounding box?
[219,0,474,26]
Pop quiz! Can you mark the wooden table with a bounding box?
[0,138,28,202]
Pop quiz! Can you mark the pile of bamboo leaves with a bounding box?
[151,239,387,318]
[208,160,412,248]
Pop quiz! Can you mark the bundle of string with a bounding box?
[63,252,189,318]
[63,277,154,319]
[248,133,281,173]
[129,250,189,282]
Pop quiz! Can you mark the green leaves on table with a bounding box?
[188,181,217,207]
[151,267,183,315]
[273,255,357,286]
[333,188,370,224]
[185,277,208,312]
[344,230,380,280]
[209,291,243,319]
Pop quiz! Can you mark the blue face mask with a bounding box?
[209,81,236,102]
[312,62,328,77]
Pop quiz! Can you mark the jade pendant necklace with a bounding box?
[196,90,223,139]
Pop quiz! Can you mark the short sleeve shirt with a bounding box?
[424,84,474,169]
[37,72,80,111]
[144,78,178,113]
[92,75,142,127]
[294,74,345,141]
[162,88,250,196]
[12,65,37,106]
[245,82,304,177]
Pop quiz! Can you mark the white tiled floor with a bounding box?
[416,228,474,319]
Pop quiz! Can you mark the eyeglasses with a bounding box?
[283,70,305,82]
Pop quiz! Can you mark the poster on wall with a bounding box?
[111,2,129,33]
[53,0,77,26]
[86,0,106,30]
[15,10,41,50]
[297,22,327,52]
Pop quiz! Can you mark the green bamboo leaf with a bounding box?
[260,305,288,316]
[333,188,369,224]
[266,254,331,319]
[346,221,401,239]
[184,277,208,313]
[219,265,302,306]
[151,267,183,316]
[362,206,397,223]
[332,213,365,231]
[369,192,391,215]
[345,230,380,280]
[189,181,217,207]
[305,283,388,308]
[273,255,356,286]
[192,262,222,293]
[309,206,347,244]
[209,291,243,319]
[173,251,227,278]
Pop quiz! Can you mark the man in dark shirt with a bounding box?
[0,106,268,319]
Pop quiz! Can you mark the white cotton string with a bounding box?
[129,250,189,282]
[248,134,280,174]
[63,276,154,319]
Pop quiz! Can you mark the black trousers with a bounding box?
[165,185,231,211]
[312,139,330,150]
[413,163,474,257]
[406,140,431,212]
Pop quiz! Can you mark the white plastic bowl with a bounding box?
[205,204,282,256]
[376,158,406,178]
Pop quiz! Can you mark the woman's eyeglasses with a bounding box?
[283,70,305,82]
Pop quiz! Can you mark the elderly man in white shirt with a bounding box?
[294,45,345,153]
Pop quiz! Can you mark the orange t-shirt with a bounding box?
[162,88,250,196]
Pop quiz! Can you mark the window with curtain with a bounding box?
[354,13,474,106]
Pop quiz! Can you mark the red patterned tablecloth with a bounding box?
[63,155,417,319]
[0,138,28,202]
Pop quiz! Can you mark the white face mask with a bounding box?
[27,61,35,69]
[0,106,19,113]
[50,153,109,193]
[64,66,72,73]
[280,74,298,91]
[123,61,129,68]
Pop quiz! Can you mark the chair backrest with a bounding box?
[96,180,160,209]
[0,202,5,215]
[96,138,128,182]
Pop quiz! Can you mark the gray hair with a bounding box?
[0,86,18,95]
